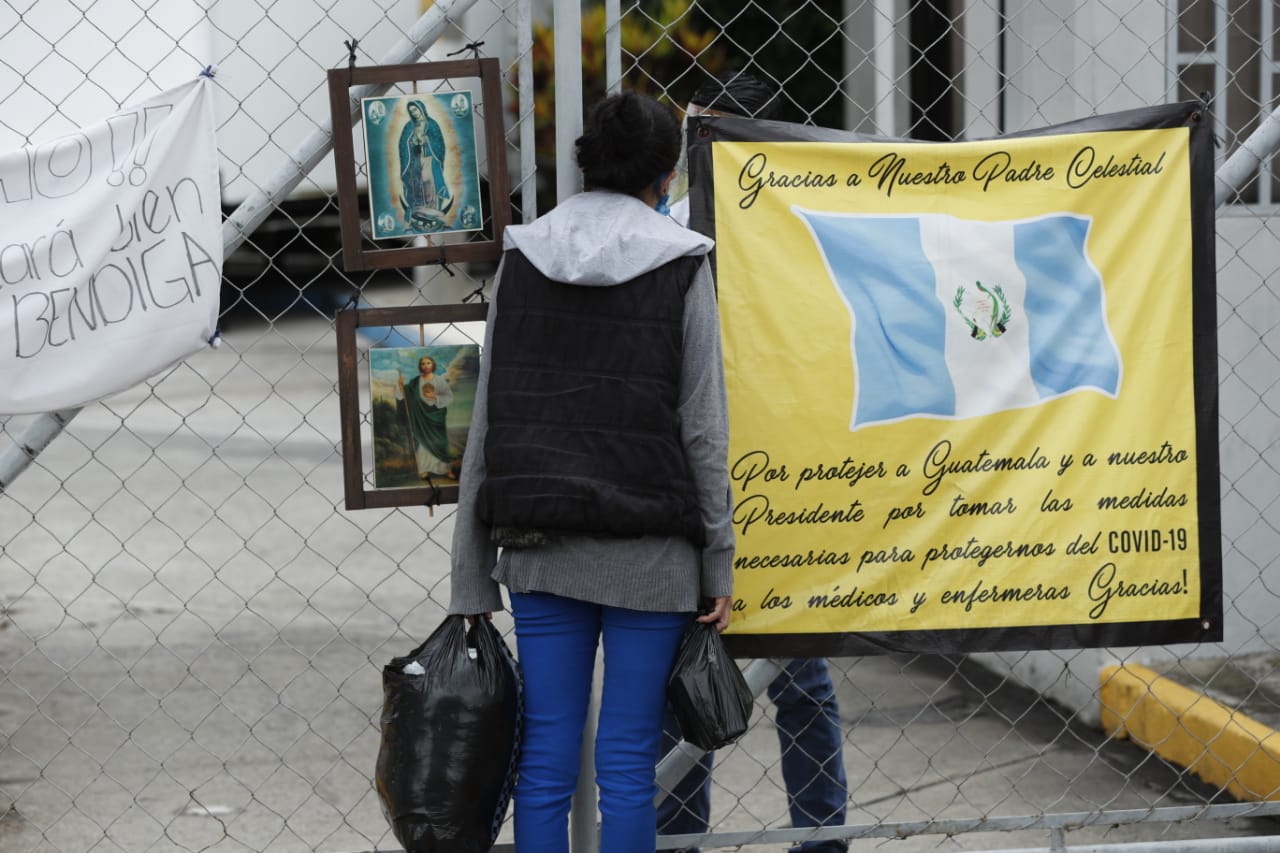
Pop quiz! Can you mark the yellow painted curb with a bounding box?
[1100,663,1280,801]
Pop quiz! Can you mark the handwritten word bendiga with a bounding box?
[6,181,217,359]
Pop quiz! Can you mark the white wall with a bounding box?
[0,0,515,205]
[843,0,912,135]
[210,0,477,204]
[0,0,213,150]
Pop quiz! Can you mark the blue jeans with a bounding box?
[509,592,689,853]
[658,658,848,853]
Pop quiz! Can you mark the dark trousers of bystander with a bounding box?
[658,657,849,853]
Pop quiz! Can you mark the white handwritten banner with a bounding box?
[0,76,222,415]
[685,103,1222,656]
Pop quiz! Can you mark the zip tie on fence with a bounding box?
[463,282,488,303]
[435,245,455,276]
[199,65,217,79]
[447,41,485,59]
[423,473,441,517]
[207,326,222,348]
[345,38,359,85]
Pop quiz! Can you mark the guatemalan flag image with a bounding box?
[793,209,1123,430]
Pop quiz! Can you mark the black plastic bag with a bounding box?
[666,620,753,751]
[375,615,523,852]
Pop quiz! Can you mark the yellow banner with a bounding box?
[711,121,1211,641]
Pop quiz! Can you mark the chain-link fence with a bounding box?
[3,1,1280,851]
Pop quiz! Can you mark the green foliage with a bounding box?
[522,1,847,211]
[525,0,728,210]
[685,0,846,127]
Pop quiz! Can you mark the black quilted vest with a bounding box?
[477,249,706,546]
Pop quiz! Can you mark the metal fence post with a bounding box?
[1214,104,1280,208]
[553,0,583,205]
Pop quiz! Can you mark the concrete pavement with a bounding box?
[644,652,1279,851]
[4,307,1279,852]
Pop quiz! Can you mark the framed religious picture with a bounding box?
[335,302,488,510]
[327,58,509,271]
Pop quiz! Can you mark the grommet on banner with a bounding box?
[1193,90,1220,147]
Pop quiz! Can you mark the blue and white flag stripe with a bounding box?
[793,209,1122,429]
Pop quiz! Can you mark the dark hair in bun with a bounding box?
[574,91,679,195]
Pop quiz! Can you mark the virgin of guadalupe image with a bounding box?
[362,91,481,240]
[398,99,452,229]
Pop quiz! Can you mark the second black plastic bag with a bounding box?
[666,620,753,751]
[374,614,523,853]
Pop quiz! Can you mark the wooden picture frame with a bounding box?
[336,303,488,510]
[327,58,510,271]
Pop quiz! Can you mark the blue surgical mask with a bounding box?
[654,175,671,216]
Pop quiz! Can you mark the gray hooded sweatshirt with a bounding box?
[448,190,735,615]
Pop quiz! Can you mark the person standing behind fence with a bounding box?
[449,90,735,853]
[659,71,851,853]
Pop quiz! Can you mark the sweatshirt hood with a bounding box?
[502,191,714,285]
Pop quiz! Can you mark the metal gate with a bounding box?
[4,1,1280,851]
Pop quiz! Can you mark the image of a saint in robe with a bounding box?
[395,354,455,478]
